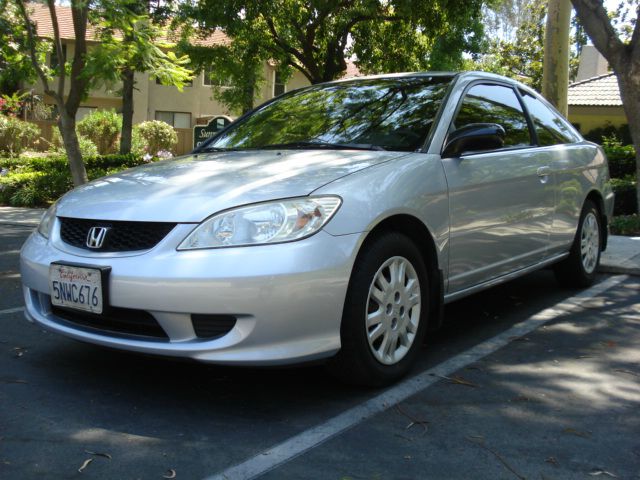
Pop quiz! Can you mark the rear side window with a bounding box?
[453,84,531,148]
[520,91,580,146]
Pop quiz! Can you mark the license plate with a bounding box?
[49,263,107,314]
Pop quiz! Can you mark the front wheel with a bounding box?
[554,200,602,287]
[327,232,430,386]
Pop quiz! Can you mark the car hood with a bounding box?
[56,149,407,222]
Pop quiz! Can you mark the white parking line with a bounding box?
[0,306,24,316]
[204,275,628,480]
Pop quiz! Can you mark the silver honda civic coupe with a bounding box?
[20,72,613,385]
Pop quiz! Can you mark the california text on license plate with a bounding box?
[49,264,105,314]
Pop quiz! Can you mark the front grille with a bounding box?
[59,217,176,252]
[191,314,237,339]
[51,305,168,340]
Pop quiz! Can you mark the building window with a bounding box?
[155,111,191,129]
[273,71,285,97]
[203,68,232,87]
[50,44,68,70]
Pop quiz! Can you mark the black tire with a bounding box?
[554,200,602,288]
[326,232,430,387]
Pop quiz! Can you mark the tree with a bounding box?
[474,0,587,92]
[0,0,39,95]
[178,35,264,115]
[181,0,486,111]
[570,0,640,211]
[542,0,572,115]
[89,0,192,154]
[474,0,547,89]
[15,0,90,186]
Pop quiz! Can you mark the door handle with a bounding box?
[537,166,551,177]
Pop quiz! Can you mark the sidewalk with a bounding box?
[1,205,639,275]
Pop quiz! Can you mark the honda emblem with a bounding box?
[86,226,110,249]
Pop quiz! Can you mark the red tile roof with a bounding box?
[568,73,622,107]
[28,2,229,46]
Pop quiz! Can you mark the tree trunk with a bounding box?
[241,64,256,114]
[542,0,571,115]
[120,68,135,154]
[58,110,88,186]
[616,68,640,213]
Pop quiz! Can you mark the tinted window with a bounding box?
[453,84,531,148]
[204,77,453,152]
[520,91,580,146]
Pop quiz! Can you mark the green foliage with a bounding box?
[87,2,193,90]
[584,123,632,145]
[134,120,178,155]
[602,135,636,178]
[610,214,640,236]
[0,153,148,206]
[472,0,546,89]
[0,116,39,156]
[610,174,637,215]
[76,109,122,154]
[180,40,263,115]
[50,127,100,158]
[471,0,586,91]
[180,0,486,111]
[0,0,43,94]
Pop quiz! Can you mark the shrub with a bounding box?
[50,127,99,158]
[584,123,632,145]
[0,153,147,207]
[77,109,122,154]
[0,116,40,156]
[611,175,637,216]
[610,214,640,236]
[602,136,636,178]
[134,120,177,156]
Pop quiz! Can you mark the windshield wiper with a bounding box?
[195,146,240,153]
[258,141,386,151]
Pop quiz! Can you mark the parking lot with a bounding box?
[1,221,639,480]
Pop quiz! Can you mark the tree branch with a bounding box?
[570,0,626,67]
[46,0,66,99]
[14,0,59,102]
[264,16,316,81]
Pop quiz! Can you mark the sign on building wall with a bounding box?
[193,115,233,148]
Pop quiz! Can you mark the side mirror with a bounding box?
[442,123,506,157]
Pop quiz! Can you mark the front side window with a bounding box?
[202,76,453,152]
[520,91,580,146]
[453,84,531,148]
[155,111,191,129]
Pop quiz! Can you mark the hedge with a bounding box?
[0,154,149,207]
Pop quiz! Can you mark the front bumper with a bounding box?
[20,223,361,365]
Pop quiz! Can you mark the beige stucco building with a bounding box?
[567,45,626,135]
[25,3,312,153]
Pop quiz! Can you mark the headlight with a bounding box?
[178,196,342,250]
[37,203,57,239]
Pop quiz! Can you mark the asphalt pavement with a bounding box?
[0,209,639,480]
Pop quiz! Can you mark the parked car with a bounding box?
[20,72,613,386]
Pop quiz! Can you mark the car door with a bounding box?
[441,83,556,293]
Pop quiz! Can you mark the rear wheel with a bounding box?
[327,232,430,386]
[554,200,602,287]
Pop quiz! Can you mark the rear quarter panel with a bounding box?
[548,141,613,255]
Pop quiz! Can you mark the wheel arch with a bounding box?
[358,214,444,331]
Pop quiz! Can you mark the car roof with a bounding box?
[325,70,522,86]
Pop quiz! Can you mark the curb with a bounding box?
[598,265,640,276]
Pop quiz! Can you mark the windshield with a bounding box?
[199,76,453,152]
